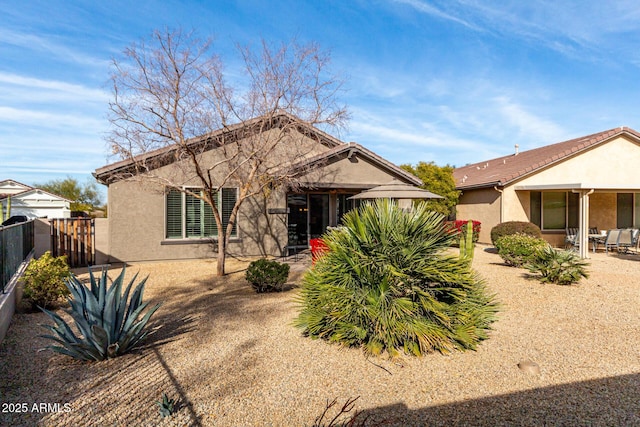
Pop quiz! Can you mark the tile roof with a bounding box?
[453,127,640,190]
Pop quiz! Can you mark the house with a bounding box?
[0,179,71,219]
[453,127,640,257]
[94,113,422,263]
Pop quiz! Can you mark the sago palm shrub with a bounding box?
[295,199,499,357]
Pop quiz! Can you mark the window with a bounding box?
[530,191,578,230]
[166,188,237,239]
[617,193,640,228]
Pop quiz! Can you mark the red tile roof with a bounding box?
[453,127,640,190]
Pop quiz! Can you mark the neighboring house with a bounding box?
[0,179,71,219]
[94,114,422,263]
[453,127,640,256]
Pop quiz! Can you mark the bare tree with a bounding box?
[106,28,348,276]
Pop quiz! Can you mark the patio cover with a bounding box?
[348,180,444,200]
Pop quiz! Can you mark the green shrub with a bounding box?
[526,246,589,285]
[490,221,542,245]
[295,199,499,358]
[40,267,161,361]
[495,234,549,267]
[245,258,290,293]
[21,251,71,309]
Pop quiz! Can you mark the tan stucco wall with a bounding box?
[456,188,501,243]
[514,135,640,188]
[589,193,617,231]
[302,153,407,187]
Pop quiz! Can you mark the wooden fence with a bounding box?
[50,218,95,268]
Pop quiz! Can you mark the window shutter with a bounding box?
[222,188,237,236]
[203,191,218,236]
[166,190,183,238]
[185,190,202,237]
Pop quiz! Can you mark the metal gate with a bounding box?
[50,218,95,268]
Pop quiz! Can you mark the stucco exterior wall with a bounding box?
[302,153,407,187]
[108,180,289,262]
[514,136,640,189]
[456,188,501,243]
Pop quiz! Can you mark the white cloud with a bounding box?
[0,28,110,68]
[0,106,106,130]
[0,72,109,103]
[491,96,567,145]
[392,0,481,31]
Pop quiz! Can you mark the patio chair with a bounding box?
[604,229,621,254]
[564,227,579,251]
[617,229,634,254]
[632,229,640,252]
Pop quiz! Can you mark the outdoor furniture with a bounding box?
[617,229,634,254]
[604,229,621,254]
[565,227,579,251]
[588,232,606,253]
[631,229,640,252]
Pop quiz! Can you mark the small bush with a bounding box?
[490,221,542,245]
[445,220,481,245]
[495,234,549,267]
[21,251,70,309]
[246,258,290,293]
[526,246,589,285]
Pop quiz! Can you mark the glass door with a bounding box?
[309,194,330,239]
[287,194,308,247]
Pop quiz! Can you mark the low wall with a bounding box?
[0,252,32,344]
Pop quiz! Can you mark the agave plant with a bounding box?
[40,267,161,361]
[157,392,178,418]
[295,199,499,357]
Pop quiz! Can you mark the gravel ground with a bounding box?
[1,245,639,426]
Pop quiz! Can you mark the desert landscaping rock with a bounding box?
[1,245,639,426]
[517,359,540,375]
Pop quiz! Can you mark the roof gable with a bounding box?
[453,127,640,190]
[287,142,422,186]
[1,188,72,203]
[94,113,344,184]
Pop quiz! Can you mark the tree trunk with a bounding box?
[216,236,226,276]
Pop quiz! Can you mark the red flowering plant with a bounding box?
[444,220,481,246]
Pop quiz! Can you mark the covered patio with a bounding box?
[515,183,640,258]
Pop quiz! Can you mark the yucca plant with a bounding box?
[295,199,499,357]
[526,246,589,285]
[40,267,162,361]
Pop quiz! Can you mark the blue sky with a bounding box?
[3,1,640,201]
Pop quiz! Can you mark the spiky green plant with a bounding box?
[526,246,589,285]
[40,267,161,361]
[459,220,474,261]
[157,392,178,418]
[295,199,499,358]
